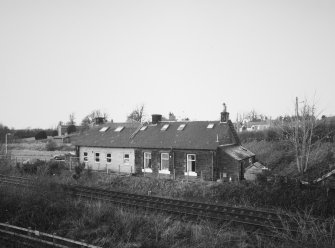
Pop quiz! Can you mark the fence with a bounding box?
[0,222,100,248]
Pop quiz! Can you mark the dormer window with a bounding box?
[207,123,214,129]
[115,126,124,132]
[177,124,186,131]
[99,127,109,132]
[161,124,169,131]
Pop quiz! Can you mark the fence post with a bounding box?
[70,157,72,171]
[118,165,120,175]
[173,169,176,180]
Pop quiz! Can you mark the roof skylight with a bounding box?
[99,127,109,132]
[161,124,169,131]
[140,126,147,131]
[114,126,124,132]
[207,123,214,129]
[177,124,186,131]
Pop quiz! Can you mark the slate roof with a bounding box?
[222,145,255,160]
[73,121,236,150]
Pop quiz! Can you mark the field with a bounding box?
[6,139,75,162]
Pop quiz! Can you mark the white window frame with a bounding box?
[123,153,130,165]
[106,153,112,163]
[161,124,169,131]
[99,127,109,132]
[95,152,100,163]
[207,123,214,129]
[185,154,197,176]
[115,126,124,132]
[177,124,186,131]
[159,153,170,174]
[83,152,88,162]
[142,152,152,173]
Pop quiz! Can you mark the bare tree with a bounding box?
[81,109,109,129]
[168,112,177,121]
[280,97,318,174]
[127,104,145,123]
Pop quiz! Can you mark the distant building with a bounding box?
[239,121,272,132]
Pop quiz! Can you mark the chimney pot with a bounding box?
[221,103,229,123]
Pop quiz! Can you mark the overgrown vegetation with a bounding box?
[1,181,335,248]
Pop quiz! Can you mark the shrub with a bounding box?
[35,131,47,140]
[22,160,45,174]
[47,161,66,175]
[46,139,57,151]
[67,125,76,134]
[51,130,58,137]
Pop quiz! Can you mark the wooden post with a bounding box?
[118,165,120,175]
[70,157,72,171]
[173,169,176,180]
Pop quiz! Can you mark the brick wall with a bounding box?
[134,148,216,181]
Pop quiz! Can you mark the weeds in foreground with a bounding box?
[1,180,335,248]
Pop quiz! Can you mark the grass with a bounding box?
[1,180,334,248]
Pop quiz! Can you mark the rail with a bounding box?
[0,222,100,248]
[0,174,296,233]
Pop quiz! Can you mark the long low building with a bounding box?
[73,105,256,181]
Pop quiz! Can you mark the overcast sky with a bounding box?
[1,0,334,129]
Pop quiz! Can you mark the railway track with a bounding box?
[0,174,294,233]
[0,222,100,248]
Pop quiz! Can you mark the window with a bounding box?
[207,123,214,129]
[123,154,129,164]
[107,153,111,163]
[177,124,186,131]
[160,153,169,171]
[140,126,147,131]
[161,124,169,131]
[186,154,196,172]
[143,152,152,173]
[95,152,100,163]
[83,152,88,162]
[99,127,109,132]
[144,152,151,168]
[115,126,124,132]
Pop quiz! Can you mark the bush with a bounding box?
[35,131,47,140]
[67,125,76,134]
[46,139,57,151]
[51,130,58,137]
[47,161,66,175]
[22,160,45,174]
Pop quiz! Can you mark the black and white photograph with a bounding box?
[0,0,335,247]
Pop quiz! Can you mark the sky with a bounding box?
[0,0,335,129]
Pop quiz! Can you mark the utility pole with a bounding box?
[295,97,300,172]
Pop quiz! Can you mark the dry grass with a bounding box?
[1,172,335,248]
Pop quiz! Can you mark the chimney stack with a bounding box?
[151,114,162,124]
[220,103,229,123]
